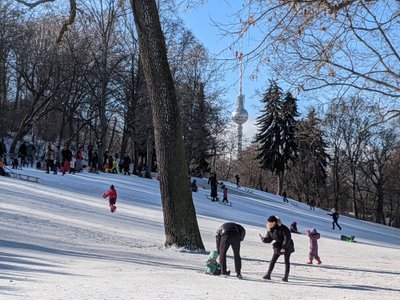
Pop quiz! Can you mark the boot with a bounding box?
[263,273,271,280]
[317,259,322,265]
[282,277,288,282]
[306,260,312,264]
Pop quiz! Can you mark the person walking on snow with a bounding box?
[260,215,295,282]
[306,228,322,265]
[235,174,240,188]
[222,186,229,204]
[282,191,289,203]
[103,184,117,212]
[328,209,342,230]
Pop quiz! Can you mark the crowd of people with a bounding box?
[0,138,141,177]
[206,215,334,282]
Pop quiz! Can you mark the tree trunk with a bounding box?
[130,0,204,250]
[0,42,6,137]
[277,172,284,195]
[146,135,154,177]
[375,181,385,224]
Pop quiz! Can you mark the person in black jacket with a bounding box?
[215,222,246,279]
[260,215,295,282]
[208,173,219,201]
[328,209,342,230]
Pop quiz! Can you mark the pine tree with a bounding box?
[254,81,298,194]
[289,108,329,206]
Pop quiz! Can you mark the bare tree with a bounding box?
[219,1,400,113]
[360,126,399,224]
[8,17,63,154]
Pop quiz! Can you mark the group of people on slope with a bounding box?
[206,213,340,281]
[207,217,296,281]
[0,140,36,170]
[207,173,239,204]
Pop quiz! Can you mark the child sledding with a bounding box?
[341,235,356,243]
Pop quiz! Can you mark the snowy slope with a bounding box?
[1,168,400,300]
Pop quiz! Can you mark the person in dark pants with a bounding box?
[260,215,295,282]
[208,173,219,201]
[282,191,289,203]
[328,209,342,230]
[235,174,240,188]
[215,222,246,279]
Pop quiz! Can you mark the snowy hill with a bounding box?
[1,168,400,299]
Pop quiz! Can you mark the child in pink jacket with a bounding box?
[306,228,322,264]
[103,185,117,212]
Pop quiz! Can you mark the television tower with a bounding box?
[231,52,248,154]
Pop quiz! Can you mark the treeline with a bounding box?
[1,1,399,228]
[216,82,400,228]
[0,0,228,174]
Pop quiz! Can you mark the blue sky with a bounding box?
[180,2,265,141]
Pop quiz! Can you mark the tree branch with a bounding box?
[15,0,56,9]
[15,0,77,44]
[56,0,77,44]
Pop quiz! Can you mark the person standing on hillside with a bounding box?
[328,209,342,230]
[0,139,6,160]
[18,141,27,167]
[221,186,229,205]
[45,143,54,174]
[306,228,322,265]
[54,145,62,175]
[260,215,295,282]
[103,184,118,213]
[215,222,246,279]
[208,172,219,201]
[235,174,240,188]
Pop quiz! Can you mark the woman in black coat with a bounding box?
[260,215,295,282]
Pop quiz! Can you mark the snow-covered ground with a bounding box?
[1,168,399,300]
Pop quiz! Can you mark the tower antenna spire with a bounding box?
[232,50,248,155]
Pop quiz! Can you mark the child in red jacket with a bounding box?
[103,185,117,212]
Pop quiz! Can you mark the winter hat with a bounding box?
[110,185,115,189]
[267,215,278,223]
[208,250,219,260]
[311,228,317,234]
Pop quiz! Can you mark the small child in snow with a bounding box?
[61,160,70,176]
[290,221,300,234]
[306,228,322,265]
[103,184,117,213]
[222,187,229,204]
[205,250,221,275]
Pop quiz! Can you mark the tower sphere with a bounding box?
[232,108,248,124]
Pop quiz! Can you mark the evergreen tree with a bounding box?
[281,91,299,166]
[254,81,298,194]
[288,108,329,206]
